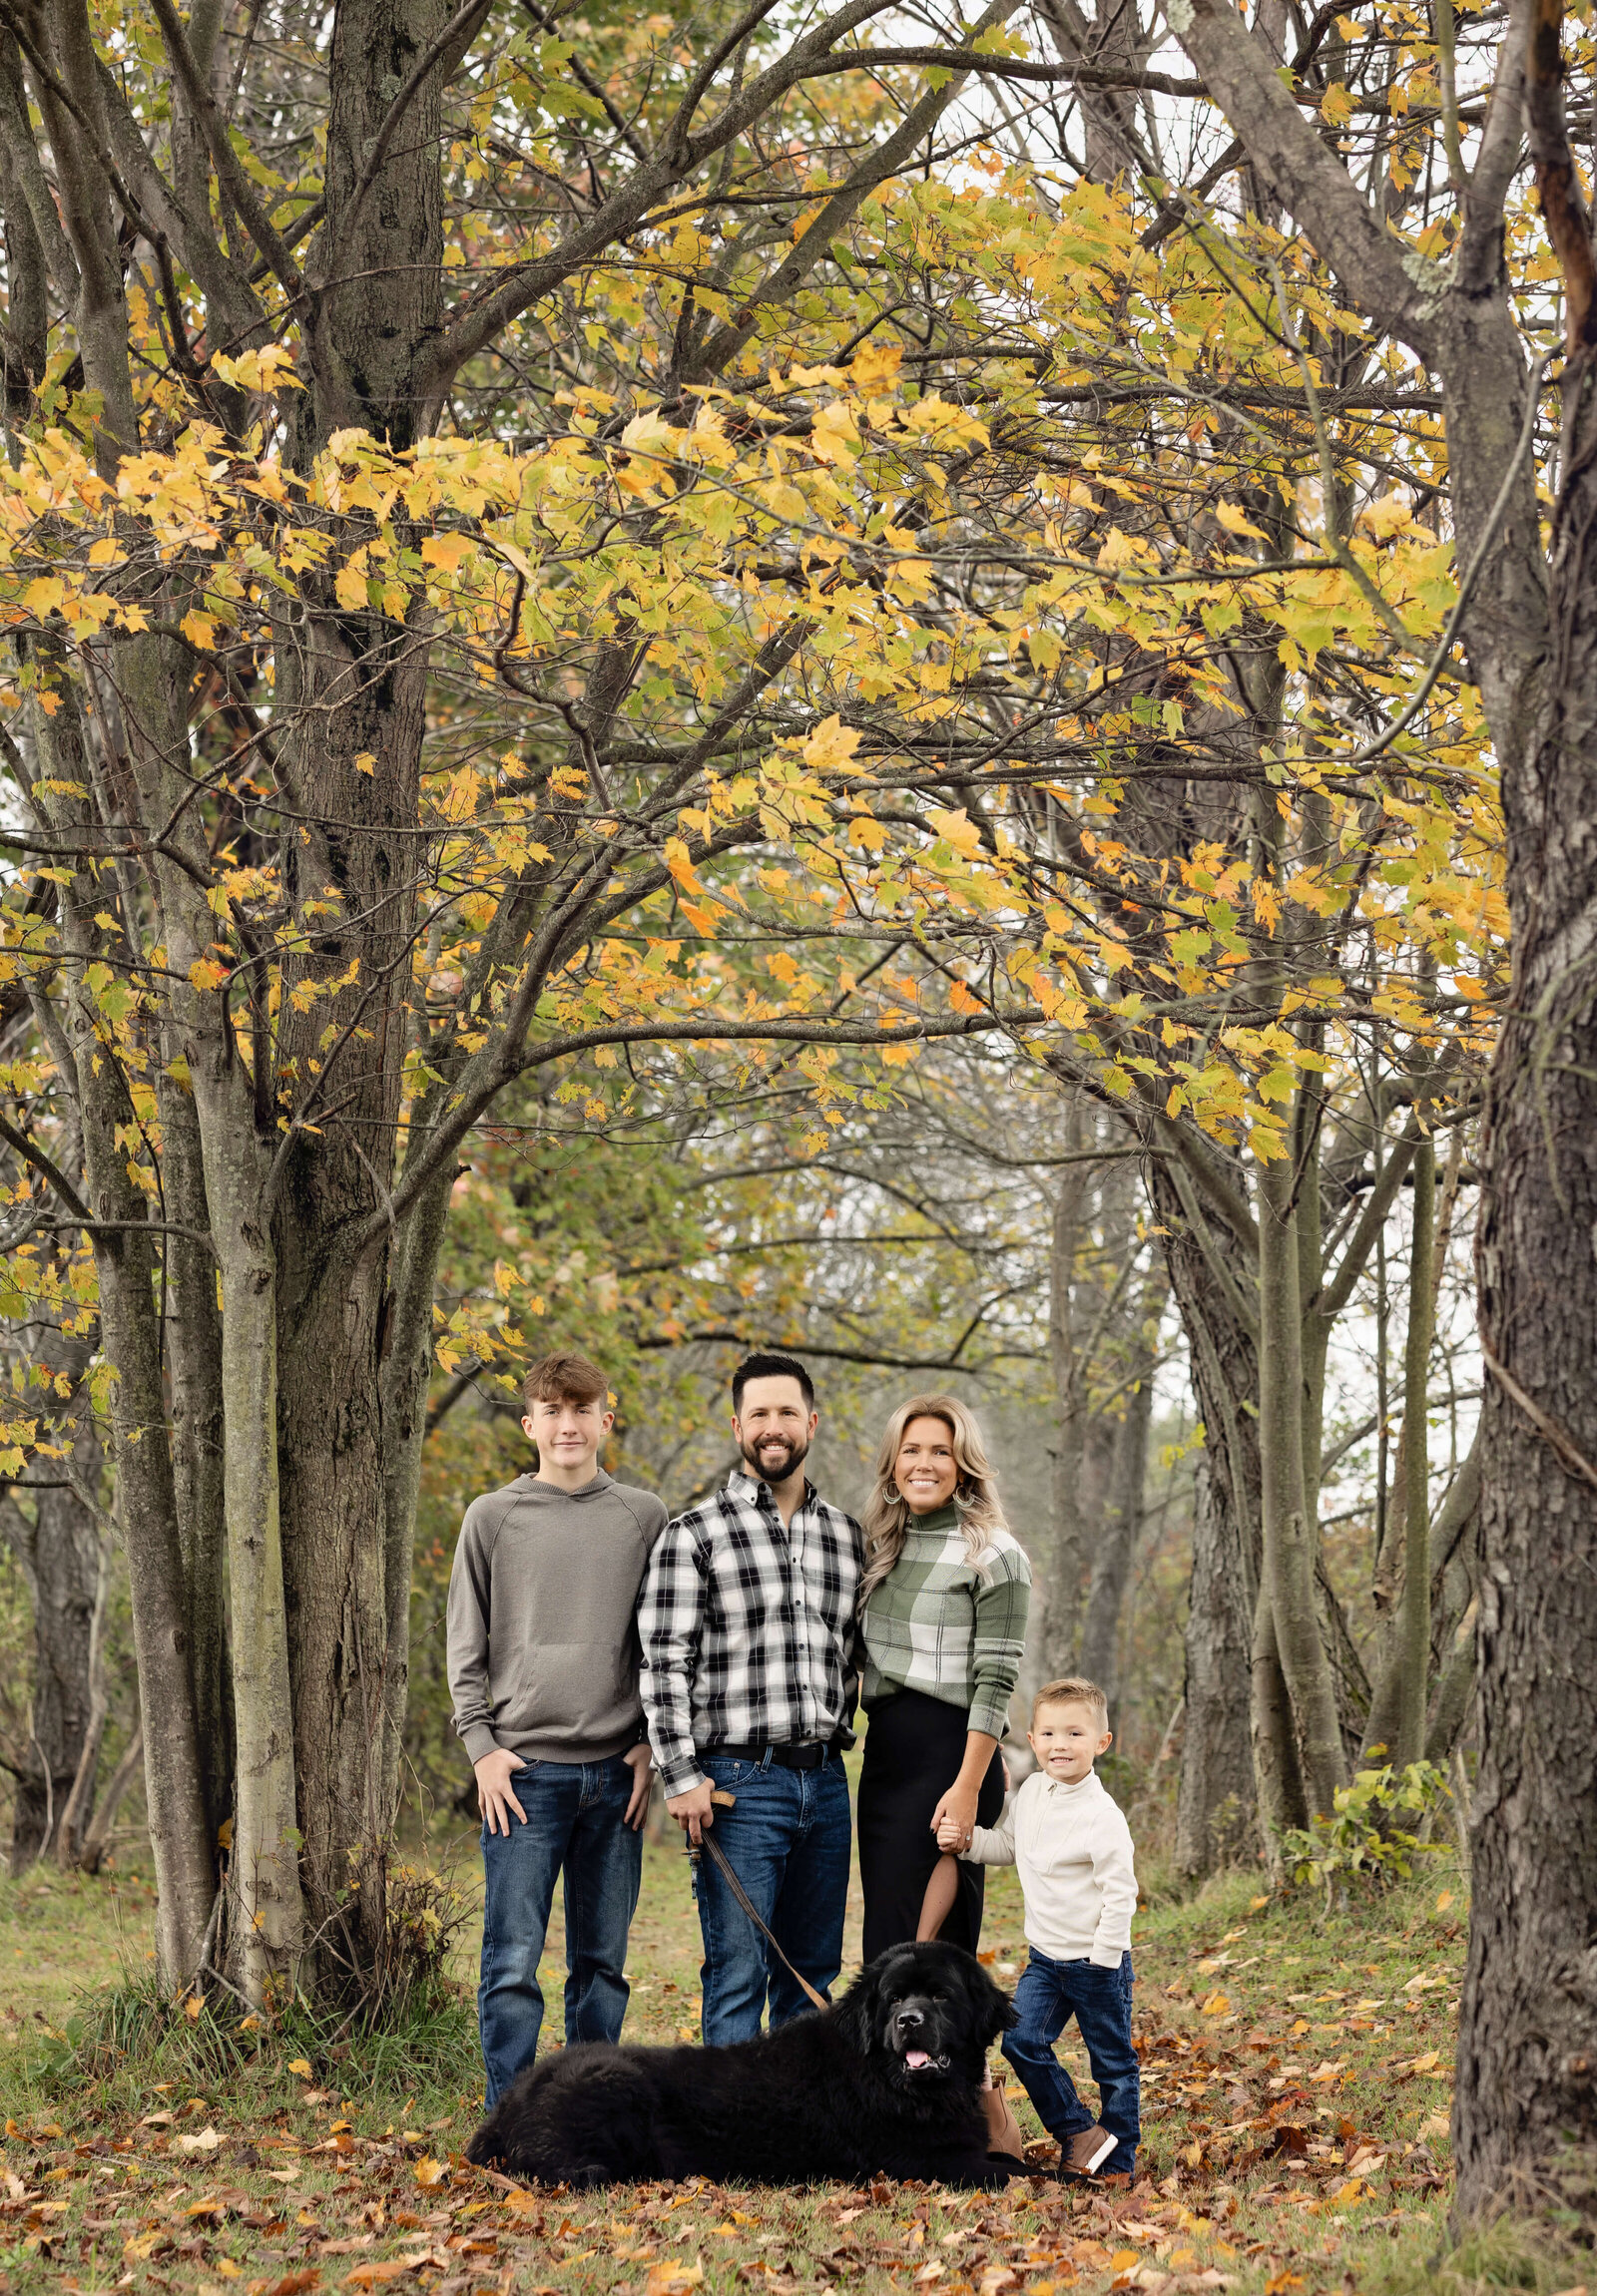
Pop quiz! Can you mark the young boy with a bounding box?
[448,1351,667,2104]
[940,1674,1140,2180]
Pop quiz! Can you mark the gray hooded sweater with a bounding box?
[447,1469,668,1767]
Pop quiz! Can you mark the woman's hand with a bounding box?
[931,1780,979,1852]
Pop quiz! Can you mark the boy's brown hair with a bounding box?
[522,1351,610,1414]
[1032,1675,1109,1731]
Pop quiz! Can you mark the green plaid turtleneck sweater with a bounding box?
[858,1503,1032,1740]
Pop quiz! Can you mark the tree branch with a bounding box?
[144,0,303,299]
[415,0,977,407]
[684,0,1023,385]
[0,1109,94,1223]
[1167,0,1437,355]
[1525,0,1597,350]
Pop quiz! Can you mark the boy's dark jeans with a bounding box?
[1001,1948,1140,2174]
[478,1754,641,2105]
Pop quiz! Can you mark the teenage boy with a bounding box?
[638,1350,862,2046]
[448,1351,667,2105]
[941,1675,1140,2180]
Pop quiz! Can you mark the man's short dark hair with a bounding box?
[732,1350,814,1415]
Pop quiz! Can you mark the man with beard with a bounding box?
[639,1351,862,2044]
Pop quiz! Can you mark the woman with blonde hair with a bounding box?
[855,1394,1031,1961]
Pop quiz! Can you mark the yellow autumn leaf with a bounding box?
[810,400,860,464]
[926,806,983,858]
[23,575,66,616]
[353,751,376,775]
[802,713,862,774]
[645,2266,704,2296]
[287,2058,312,2076]
[1215,500,1270,541]
[210,344,304,392]
[420,531,475,571]
[849,340,903,393]
[1200,1989,1231,2016]
[188,958,230,993]
[1358,491,1416,541]
[414,2154,447,2186]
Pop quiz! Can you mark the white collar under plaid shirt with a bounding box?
[638,1466,863,1797]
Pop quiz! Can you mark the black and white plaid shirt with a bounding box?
[638,1467,863,1796]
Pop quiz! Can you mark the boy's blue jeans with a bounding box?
[694,1749,851,2046]
[1001,1948,1140,2174]
[478,1754,641,2105]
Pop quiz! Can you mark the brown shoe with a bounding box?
[1058,2125,1119,2179]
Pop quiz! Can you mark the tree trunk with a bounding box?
[266,0,452,1984]
[1146,1149,1264,1877]
[1396,1139,1434,1766]
[1175,1449,1260,1877]
[78,1721,146,1876]
[1078,1306,1157,1698]
[1456,358,1597,2223]
[1257,1153,1345,1817]
[1042,1111,1097,1672]
[2,1422,102,1872]
[157,1057,233,1848]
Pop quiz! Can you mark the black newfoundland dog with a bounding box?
[467,1939,1020,2189]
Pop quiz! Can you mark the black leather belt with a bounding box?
[706,1740,829,1769]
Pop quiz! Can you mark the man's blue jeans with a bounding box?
[478,1755,641,2105]
[694,1750,851,2047]
[1001,1949,1140,2174]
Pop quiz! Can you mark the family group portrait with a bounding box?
[0,1,1592,2295]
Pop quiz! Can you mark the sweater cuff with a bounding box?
[1090,1944,1124,1969]
[461,1724,501,1766]
[969,1693,1012,1741]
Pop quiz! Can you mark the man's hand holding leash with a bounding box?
[669,1778,718,1844]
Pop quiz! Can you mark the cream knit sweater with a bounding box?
[962,1767,1138,1967]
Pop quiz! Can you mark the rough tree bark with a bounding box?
[1143,1144,1266,1876]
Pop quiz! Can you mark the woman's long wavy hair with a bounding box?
[857,1394,1009,1609]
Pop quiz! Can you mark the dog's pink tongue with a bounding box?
[904,2049,931,2069]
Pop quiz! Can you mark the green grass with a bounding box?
[0,1822,1482,2296]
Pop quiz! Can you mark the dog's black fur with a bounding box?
[466,1940,1020,2189]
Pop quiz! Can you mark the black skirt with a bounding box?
[856,1687,1006,1964]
